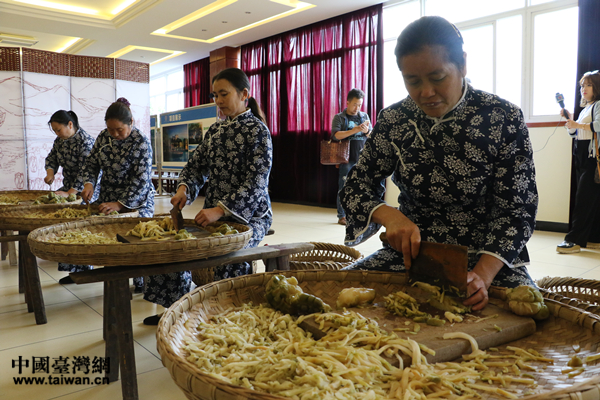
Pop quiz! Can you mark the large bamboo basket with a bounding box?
[28,218,251,266]
[288,242,363,270]
[537,276,600,306]
[158,270,600,400]
[0,204,138,231]
[0,190,81,209]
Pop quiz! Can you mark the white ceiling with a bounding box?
[0,0,386,77]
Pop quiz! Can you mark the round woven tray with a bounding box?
[288,241,363,270]
[158,270,600,400]
[0,190,81,209]
[0,204,138,231]
[28,218,252,266]
[537,276,600,306]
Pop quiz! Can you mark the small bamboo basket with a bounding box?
[288,242,363,270]
[0,190,81,209]
[0,204,138,231]
[158,270,600,400]
[537,276,600,306]
[28,218,251,266]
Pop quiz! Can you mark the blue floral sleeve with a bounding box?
[480,105,537,265]
[45,139,60,172]
[219,121,272,220]
[341,115,393,246]
[119,133,153,209]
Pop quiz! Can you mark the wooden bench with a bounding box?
[69,242,314,400]
[0,232,46,325]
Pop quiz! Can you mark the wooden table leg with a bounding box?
[114,278,138,400]
[18,244,25,294]
[0,231,7,261]
[8,237,17,267]
[19,240,30,308]
[19,232,47,325]
[104,281,120,383]
[265,255,290,272]
[103,281,109,341]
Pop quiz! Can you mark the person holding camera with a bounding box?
[331,89,372,225]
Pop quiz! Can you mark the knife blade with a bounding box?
[410,241,468,296]
[380,232,468,295]
[170,205,185,231]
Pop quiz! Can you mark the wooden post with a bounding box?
[209,46,240,81]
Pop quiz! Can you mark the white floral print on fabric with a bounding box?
[82,127,155,217]
[341,84,538,287]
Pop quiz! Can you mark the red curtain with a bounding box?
[241,4,383,206]
[183,57,211,108]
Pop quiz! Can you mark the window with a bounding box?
[383,0,578,120]
[150,68,184,115]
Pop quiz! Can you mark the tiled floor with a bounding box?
[1,196,600,399]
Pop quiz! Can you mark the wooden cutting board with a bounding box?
[300,286,536,366]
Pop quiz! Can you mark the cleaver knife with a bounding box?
[380,232,468,295]
[170,205,185,232]
[410,241,469,296]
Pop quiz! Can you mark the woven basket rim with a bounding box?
[0,204,136,231]
[0,190,82,207]
[158,270,600,400]
[28,217,252,266]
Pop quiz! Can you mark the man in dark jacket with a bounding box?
[331,88,372,225]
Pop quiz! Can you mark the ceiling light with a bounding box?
[13,0,99,15]
[0,33,38,47]
[111,0,137,15]
[57,38,81,53]
[156,0,237,34]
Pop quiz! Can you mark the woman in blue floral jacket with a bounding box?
[142,68,273,325]
[80,98,155,289]
[341,16,538,311]
[46,110,100,282]
[80,98,155,217]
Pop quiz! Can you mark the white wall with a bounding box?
[383,125,573,225]
[529,125,572,224]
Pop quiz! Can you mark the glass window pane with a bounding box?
[383,39,408,107]
[532,7,578,116]
[166,92,183,112]
[425,0,525,24]
[462,24,494,94]
[150,94,165,116]
[167,69,183,91]
[530,0,559,6]
[496,15,522,107]
[150,76,165,97]
[383,1,421,41]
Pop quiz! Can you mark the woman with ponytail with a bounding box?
[46,110,100,282]
[142,68,273,325]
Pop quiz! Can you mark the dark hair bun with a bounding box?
[116,97,131,108]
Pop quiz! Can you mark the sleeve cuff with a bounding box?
[217,202,232,217]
